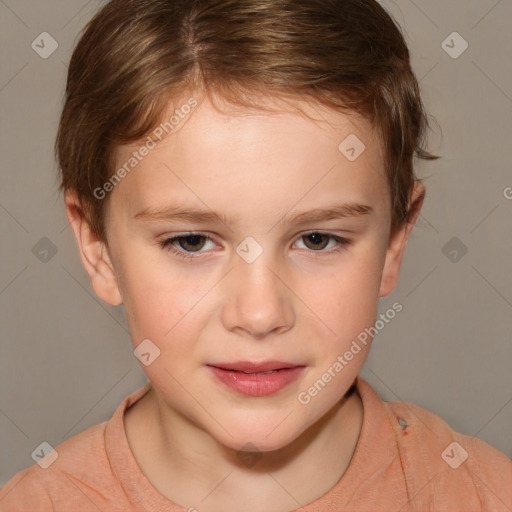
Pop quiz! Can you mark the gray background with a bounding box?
[1,0,511,488]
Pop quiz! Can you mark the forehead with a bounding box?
[109,95,388,223]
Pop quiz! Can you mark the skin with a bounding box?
[65,92,424,512]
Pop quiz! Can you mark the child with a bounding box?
[1,0,510,510]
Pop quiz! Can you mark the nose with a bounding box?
[220,251,295,339]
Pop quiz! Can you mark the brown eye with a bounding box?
[175,235,207,252]
[302,233,330,250]
[294,232,351,255]
[160,234,211,252]
[159,233,215,258]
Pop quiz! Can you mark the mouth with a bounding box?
[208,360,302,373]
[206,361,306,396]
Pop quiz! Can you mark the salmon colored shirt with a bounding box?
[1,377,510,511]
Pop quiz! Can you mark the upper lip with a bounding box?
[208,361,303,373]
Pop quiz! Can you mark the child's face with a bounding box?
[69,94,420,451]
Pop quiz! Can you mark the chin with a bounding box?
[210,414,305,454]
[229,433,297,454]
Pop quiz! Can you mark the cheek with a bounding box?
[305,249,383,334]
[115,250,203,344]
[294,257,381,413]
[117,235,385,354]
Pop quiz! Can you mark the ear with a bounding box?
[64,190,123,306]
[379,181,425,297]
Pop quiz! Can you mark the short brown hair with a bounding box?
[56,0,438,242]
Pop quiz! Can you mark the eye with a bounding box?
[294,232,350,253]
[159,233,216,260]
[158,231,351,261]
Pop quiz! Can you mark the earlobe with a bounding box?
[379,181,425,297]
[64,190,123,306]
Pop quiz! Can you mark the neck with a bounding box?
[125,386,363,512]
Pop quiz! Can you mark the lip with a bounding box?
[207,361,306,397]
[210,360,301,373]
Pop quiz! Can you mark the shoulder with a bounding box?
[0,421,111,511]
[0,384,153,512]
[383,397,512,510]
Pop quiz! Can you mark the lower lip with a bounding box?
[207,366,305,397]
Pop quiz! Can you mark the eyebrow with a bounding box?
[133,201,373,227]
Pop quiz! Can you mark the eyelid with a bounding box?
[158,231,217,249]
[158,230,352,261]
[293,231,351,252]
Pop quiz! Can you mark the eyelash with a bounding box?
[158,232,351,261]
